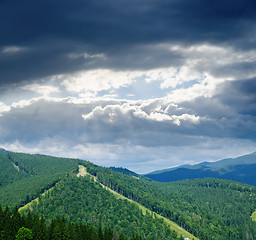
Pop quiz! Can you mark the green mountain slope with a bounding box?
[1,149,256,239]
[85,162,256,239]
[0,150,79,209]
[145,152,256,186]
[0,150,192,239]
[19,170,182,240]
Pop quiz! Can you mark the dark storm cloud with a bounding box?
[0,41,87,85]
[202,60,256,79]
[1,0,256,85]
[0,100,84,143]
[179,78,256,141]
[2,0,254,47]
[217,77,256,116]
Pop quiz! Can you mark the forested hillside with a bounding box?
[19,174,180,240]
[0,150,79,208]
[1,149,256,239]
[86,163,256,240]
[0,150,191,240]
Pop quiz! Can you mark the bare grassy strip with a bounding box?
[19,186,55,213]
[77,164,88,177]
[251,211,256,222]
[78,165,199,240]
[20,165,87,213]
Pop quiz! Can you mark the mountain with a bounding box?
[146,164,191,175]
[145,152,256,185]
[0,150,196,240]
[1,149,256,239]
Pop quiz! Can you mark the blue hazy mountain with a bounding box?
[145,152,256,186]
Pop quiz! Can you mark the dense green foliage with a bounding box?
[0,205,142,240]
[145,152,256,186]
[0,151,79,210]
[86,163,256,239]
[109,167,139,177]
[20,175,180,240]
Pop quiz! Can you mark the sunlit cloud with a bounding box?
[60,69,141,94]
[21,84,60,96]
[0,102,10,116]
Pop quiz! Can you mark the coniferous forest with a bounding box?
[1,149,256,239]
[0,205,145,240]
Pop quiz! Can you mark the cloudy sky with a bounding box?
[0,0,256,173]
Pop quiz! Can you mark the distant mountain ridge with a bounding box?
[145,152,256,186]
[146,164,191,175]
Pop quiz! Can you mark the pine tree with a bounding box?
[103,226,113,240]
[15,227,33,240]
[2,206,13,240]
[12,206,23,233]
[98,223,104,240]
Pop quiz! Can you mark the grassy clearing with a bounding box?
[251,210,256,222]
[12,162,20,171]
[78,165,199,240]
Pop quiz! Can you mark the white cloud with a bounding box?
[10,97,62,109]
[169,114,200,126]
[0,102,10,116]
[170,43,256,80]
[170,44,256,66]
[143,66,204,89]
[61,69,142,94]
[82,100,200,127]
[0,140,42,154]
[21,84,60,96]
[166,75,231,103]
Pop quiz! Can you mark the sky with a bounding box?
[0,0,256,173]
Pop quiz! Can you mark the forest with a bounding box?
[84,160,256,239]
[19,175,181,240]
[0,205,145,240]
[1,149,256,239]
